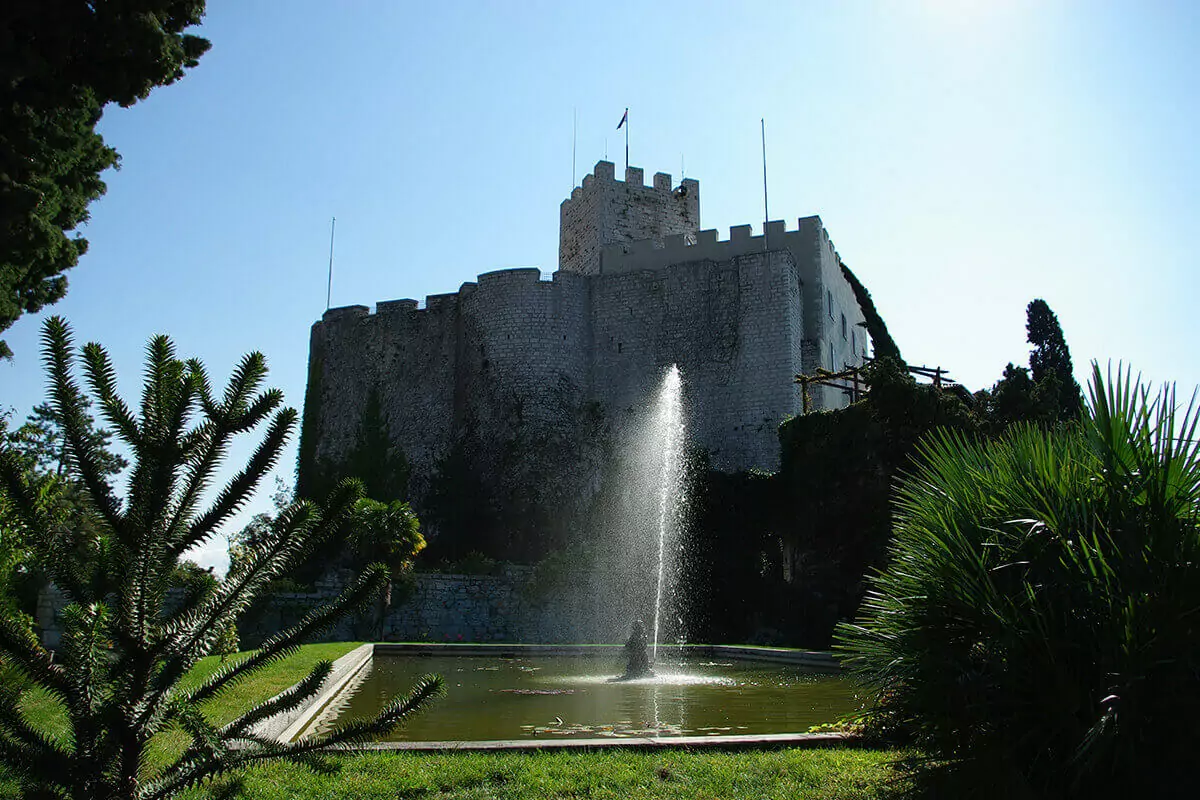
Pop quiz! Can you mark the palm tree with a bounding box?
[0,318,442,800]
[837,364,1200,797]
[351,498,426,638]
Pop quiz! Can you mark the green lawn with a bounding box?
[6,642,362,784]
[3,642,903,799]
[179,748,903,800]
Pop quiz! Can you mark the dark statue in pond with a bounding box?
[614,619,654,681]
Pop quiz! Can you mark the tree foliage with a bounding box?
[688,295,1084,647]
[0,2,210,358]
[0,318,441,799]
[8,401,128,480]
[1026,297,1082,421]
[974,299,1082,433]
[838,365,1199,798]
[840,262,900,362]
[298,388,408,506]
[0,400,127,639]
[350,499,426,637]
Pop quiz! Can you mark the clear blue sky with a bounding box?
[3,1,1198,572]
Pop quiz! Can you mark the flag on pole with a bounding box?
[617,108,628,129]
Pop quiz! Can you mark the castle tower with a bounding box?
[558,161,700,275]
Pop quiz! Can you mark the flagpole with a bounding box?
[572,107,577,188]
[625,109,630,171]
[761,119,769,251]
[326,216,336,310]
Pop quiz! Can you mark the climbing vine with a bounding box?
[295,341,325,499]
[840,261,901,362]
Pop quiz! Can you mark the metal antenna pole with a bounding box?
[761,118,769,251]
[325,217,336,311]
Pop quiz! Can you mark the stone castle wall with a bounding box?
[302,162,870,549]
[306,232,815,486]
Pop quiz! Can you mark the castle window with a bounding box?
[618,342,623,354]
[841,313,847,340]
[829,341,835,370]
[852,329,857,354]
[827,290,834,320]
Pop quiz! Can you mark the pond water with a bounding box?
[300,654,862,742]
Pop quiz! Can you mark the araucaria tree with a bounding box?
[0,318,442,799]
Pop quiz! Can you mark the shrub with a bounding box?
[838,364,1200,798]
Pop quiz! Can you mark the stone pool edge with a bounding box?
[248,642,374,743]
[259,643,850,751]
[344,730,850,753]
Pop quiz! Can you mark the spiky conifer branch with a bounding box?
[41,318,124,533]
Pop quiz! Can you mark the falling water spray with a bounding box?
[651,365,685,662]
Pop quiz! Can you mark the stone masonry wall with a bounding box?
[559,161,699,276]
[589,249,802,471]
[37,569,619,648]
[232,568,617,646]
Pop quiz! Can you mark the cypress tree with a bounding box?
[1026,299,1082,421]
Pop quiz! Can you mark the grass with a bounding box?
[176,748,903,800]
[7,642,362,782]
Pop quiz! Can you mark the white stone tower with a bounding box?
[558,161,700,275]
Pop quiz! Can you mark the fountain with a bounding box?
[604,364,686,681]
[285,365,856,745]
[649,364,686,663]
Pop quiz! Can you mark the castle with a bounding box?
[299,161,869,557]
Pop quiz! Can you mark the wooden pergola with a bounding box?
[794,360,959,414]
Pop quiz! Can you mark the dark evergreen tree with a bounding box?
[9,401,128,479]
[297,389,408,506]
[983,363,1056,433]
[1026,299,1082,421]
[0,2,210,358]
[345,389,409,502]
[0,318,441,799]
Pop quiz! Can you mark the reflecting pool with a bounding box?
[300,654,860,742]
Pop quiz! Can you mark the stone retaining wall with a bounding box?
[37,567,626,650]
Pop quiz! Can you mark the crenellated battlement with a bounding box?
[476,267,543,288]
[318,268,589,331]
[598,216,839,275]
[559,160,700,275]
[567,160,698,205]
